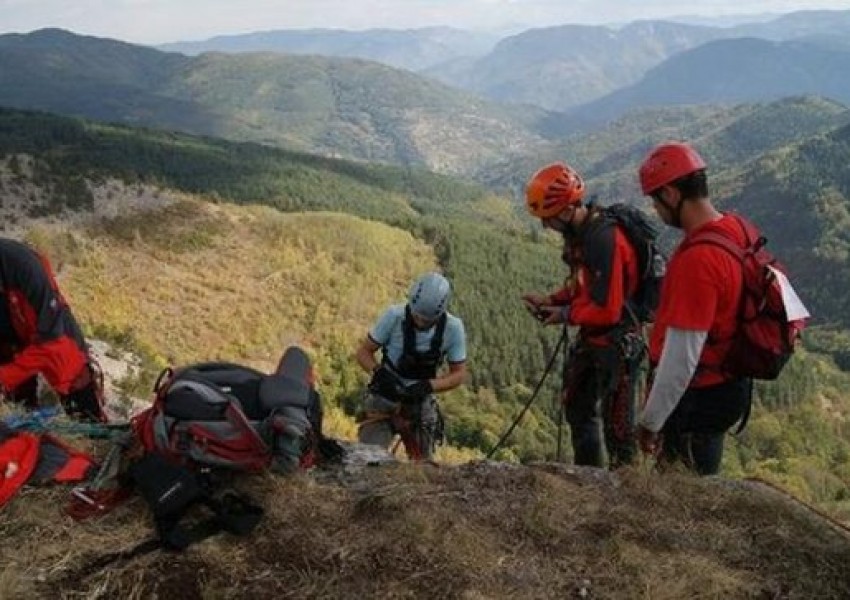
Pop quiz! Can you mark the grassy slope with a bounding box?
[1,463,849,598]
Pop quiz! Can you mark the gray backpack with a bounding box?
[133,347,321,474]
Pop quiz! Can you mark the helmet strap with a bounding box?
[654,186,683,229]
[671,201,684,229]
[561,204,582,228]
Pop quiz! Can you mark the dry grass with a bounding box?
[3,460,849,599]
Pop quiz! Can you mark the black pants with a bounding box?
[660,378,750,475]
[563,342,639,469]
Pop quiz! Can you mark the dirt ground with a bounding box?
[2,452,850,599]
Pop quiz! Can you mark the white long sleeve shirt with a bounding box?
[639,327,708,432]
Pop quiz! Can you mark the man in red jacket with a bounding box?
[522,162,643,468]
[636,141,750,475]
[0,238,106,422]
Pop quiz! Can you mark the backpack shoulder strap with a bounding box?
[684,230,744,262]
[580,212,618,307]
[402,305,447,357]
[681,214,761,263]
[402,304,416,357]
[429,313,447,356]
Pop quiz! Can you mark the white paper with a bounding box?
[768,265,811,321]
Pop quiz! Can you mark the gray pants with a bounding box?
[358,392,440,460]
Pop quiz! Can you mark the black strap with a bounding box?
[402,305,446,359]
[385,306,447,379]
[317,436,346,463]
[732,378,754,435]
[73,538,164,578]
[207,491,265,535]
[128,453,264,551]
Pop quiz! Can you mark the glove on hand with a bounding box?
[401,379,433,403]
[368,364,406,399]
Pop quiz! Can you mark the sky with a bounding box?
[0,0,847,45]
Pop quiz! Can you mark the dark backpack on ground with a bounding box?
[597,202,666,324]
[132,346,327,474]
[127,452,263,551]
[70,452,264,568]
[681,213,807,380]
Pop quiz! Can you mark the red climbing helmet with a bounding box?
[639,142,706,195]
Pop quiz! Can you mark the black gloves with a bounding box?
[402,379,433,402]
[368,364,405,399]
[368,364,432,404]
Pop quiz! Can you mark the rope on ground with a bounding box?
[744,476,850,539]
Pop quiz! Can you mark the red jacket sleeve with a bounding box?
[0,336,87,395]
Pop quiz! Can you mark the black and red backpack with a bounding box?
[131,345,327,473]
[682,214,808,380]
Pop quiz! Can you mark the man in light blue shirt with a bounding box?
[354,272,467,460]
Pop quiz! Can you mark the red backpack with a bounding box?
[683,214,807,380]
[131,346,325,473]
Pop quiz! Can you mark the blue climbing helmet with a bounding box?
[408,272,451,322]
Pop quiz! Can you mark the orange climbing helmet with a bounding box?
[525,163,585,219]
[638,141,707,195]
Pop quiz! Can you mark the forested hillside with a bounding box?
[574,38,850,123]
[481,96,850,203]
[724,120,850,339]
[2,108,850,516]
[0,29,555,175]
[6,26,850,185]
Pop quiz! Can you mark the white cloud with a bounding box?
[0,0,847,44]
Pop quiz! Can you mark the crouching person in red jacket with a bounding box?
[0,238,106,422]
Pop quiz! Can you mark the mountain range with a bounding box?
[0,28,560,176]
[572,37,850,123]
[159,26,499,72]
[3,17,850,178]
[156,10,850,113]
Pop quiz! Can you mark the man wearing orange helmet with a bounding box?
[635,141,751,475]
[522,162,643,469]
